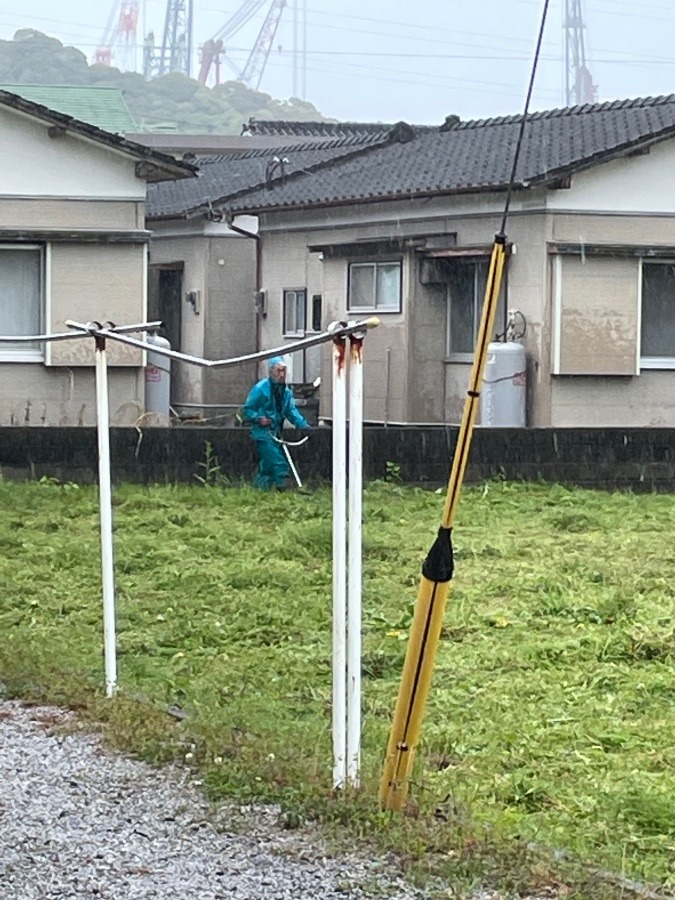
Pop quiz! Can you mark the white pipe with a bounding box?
[332,335,348,789]
[95,338,117,698]
[64,318,379,370]
[347,333,364,787]
[281,442,302,488]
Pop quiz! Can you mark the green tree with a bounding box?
[0,30,328,134]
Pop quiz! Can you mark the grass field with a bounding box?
[0,476,673,898]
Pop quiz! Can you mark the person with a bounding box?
[242,356,310,490]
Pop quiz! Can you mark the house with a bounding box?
[0,89,193,426]
[205,95,675,428]
[145,125,405,418]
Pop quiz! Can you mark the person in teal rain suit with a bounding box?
[242,356,310,490]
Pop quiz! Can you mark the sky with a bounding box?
[1,0,674,125]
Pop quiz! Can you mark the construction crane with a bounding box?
[93,0,140,72]
[564,0,597,105]
[144,0,194,79]
[198,0,287,91]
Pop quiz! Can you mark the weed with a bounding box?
[0,480,673,896]
[193,441,230,487]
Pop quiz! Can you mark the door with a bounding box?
[148,263,183,400]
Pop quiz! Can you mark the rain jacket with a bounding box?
[242,377,309,439]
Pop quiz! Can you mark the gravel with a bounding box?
[0,700,442,900]
[0,699,566,900]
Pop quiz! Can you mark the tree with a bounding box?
[0,31,327,134]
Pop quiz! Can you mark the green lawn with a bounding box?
[0,478,673,896]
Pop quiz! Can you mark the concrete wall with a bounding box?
[202,235,256,406]
[0,198,143,231]
[1,220,147,428]
[257,191,675,428]
[0,105,159,426]
[0,369,142,427]
[149,221,258,413]
[0,107,145,201]
[148,232,207,406]
[2,425,675,492]
[548,212,675,428]
[259,202,554,425]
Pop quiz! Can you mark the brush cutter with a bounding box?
[273,434,309,488]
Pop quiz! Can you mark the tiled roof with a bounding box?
[146,137,385,219]
[226,95,675,213]
[243,118,393,141]
[0,84,138,134]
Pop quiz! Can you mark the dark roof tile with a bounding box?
[147,138,371,218]
[226,94,675,213]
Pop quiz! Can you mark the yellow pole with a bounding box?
[380,235,508,810]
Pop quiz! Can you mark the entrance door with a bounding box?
[148,264,183,400]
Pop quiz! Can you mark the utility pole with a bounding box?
[564,0,597,106]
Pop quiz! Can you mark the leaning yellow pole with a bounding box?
[379,235,508,810]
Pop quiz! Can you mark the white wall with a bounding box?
[0,107,144,201]
[548,139,675,214]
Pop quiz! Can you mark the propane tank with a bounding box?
[480,341,526,427]
[144,333,171,422]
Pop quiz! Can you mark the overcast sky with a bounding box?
[1,0,674,124]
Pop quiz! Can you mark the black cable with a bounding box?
[499,0,552,237]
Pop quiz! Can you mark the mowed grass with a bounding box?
[0,477,673,896]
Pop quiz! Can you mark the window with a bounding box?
[348,261,401,312]
[446,257,505,358]
[0,245,44,362]
[283,288,306,335]
[641,261,675,366]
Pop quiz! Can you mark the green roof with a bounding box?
[0,84,138,134]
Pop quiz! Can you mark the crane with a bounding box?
[144,0,194,79]
[197,0,287,91]
[93,0,140,72]
[564,0,597,105]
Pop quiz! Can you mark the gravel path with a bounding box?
[0,700,442,900]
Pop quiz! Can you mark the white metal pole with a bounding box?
[347,332,364,786]
[95,337,117,698]
[332,334,348,789]
[281,442,302,488]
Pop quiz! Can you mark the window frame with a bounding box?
[0,243,45,363]
[282,287,307,337]
[347,259,402,313]
[639,258,675,370]
[445,255,506,362]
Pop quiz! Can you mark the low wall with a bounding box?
[0,426,674,490]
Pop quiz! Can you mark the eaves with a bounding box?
[221,181,521,216]
[528,125,675,190]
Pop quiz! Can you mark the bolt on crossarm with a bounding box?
[379,236,507,810]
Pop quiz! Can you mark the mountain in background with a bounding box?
[0,30,327,133]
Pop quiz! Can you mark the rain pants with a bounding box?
[242,377,309,489]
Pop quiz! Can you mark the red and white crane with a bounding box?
[197,0,287,90]
[93,0,140,72]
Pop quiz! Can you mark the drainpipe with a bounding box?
[224,211,263,356]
